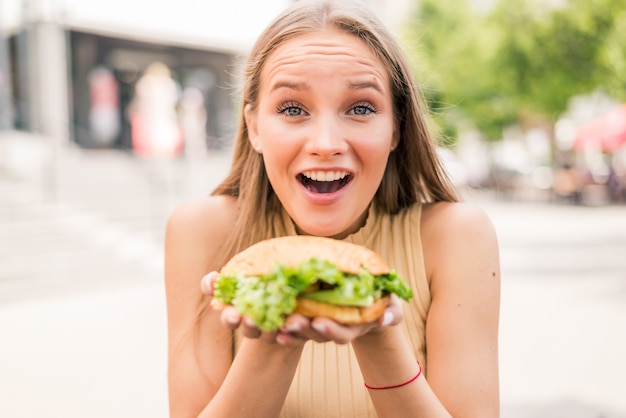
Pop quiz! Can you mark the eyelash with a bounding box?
[349,102,378,116]
[276,101,378,117]
[276,101,305,117]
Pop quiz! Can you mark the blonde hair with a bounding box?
[213,0,458,262]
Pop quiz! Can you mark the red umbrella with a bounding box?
[573,104,626,152]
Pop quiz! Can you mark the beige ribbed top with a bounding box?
[237,204,431,417]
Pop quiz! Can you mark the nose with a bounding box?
[304,113,348,157]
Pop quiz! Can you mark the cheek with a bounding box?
[260,122,307,174]
[264,131,299,156]
[259,116,299,146]
[260,136,298,183]
[353,125,394,159]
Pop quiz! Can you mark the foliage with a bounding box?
[403,0,626,142]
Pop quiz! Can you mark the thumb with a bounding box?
[379,294,404,327]
[200,271,220,296]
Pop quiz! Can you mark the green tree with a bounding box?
[404,0,517,142]
[596,1,626,102]
[404,0,626,142]
[492,0,620,116]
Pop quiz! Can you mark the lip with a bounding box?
[299,181,350,205]
[296,167,353,205]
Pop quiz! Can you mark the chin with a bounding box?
[296,223,341,238]
[287,200,370,239]
[293,216,358,239]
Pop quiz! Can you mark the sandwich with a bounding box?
[212,235,413,332]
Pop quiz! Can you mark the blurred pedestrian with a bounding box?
[88,66,120,146]
[178,86,208,159]
[608,159,625,203]
[128,62,182,158]
[165,1,500,417]
[552,163,583,204]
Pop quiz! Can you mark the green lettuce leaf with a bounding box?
[213,258,413,332]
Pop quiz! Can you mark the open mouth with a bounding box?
[298,171,352,194]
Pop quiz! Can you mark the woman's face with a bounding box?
[246,29,397,238]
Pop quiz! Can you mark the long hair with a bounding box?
[213,0,459,264]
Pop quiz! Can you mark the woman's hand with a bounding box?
[282,294,405,344]
[200,272,404,347]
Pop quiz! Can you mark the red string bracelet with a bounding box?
[364,361,422,390]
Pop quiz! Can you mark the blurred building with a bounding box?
[0,0,413,154]
[0,17,12,129]
[0,0,293,152]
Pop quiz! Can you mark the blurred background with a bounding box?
[0,0,625,417]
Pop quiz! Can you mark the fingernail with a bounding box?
[276,333,288,345]
[381,311,394,326]
[284,322,302,332]
[225,313,239,325]
[312,322,326,333]
[200,277,211,291]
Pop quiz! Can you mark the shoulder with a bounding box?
[420,201,499,281]
[166,194,237,237]
[164,195,238,327]
[421,201,496,237]
[165,195,238,271]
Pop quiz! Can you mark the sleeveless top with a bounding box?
[235,203,431,417]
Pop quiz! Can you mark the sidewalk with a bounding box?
[0,132,233,301]
[0,134,233,418]
[0,283,169,418]
[482,199,626,418]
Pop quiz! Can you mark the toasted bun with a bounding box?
[294,296,390,324]
[220,236,389,276]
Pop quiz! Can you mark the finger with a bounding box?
[220,306,242,329]
[200,271,220,295]
[311,318,359,345]
[379,294,404,327]
[281,314,310,334]
[260,329,279,344]
[275,331,308,347]
[289,327,329,343]
[240,316,262,339]
[282,315,330,343]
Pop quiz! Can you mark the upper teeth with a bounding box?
[301,171,349,182]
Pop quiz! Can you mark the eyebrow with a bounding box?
[270,81,311,92]
[347,80,384,94]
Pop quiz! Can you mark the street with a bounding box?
[1,143,625,417]
[483,198,626,418]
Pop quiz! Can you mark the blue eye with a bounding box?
[286,107,303,116]
[353,106,370,115]
[350,103,376,116]
[277,101,307,117]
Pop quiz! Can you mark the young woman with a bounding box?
[165,1,500,417]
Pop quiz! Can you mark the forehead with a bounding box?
[260,29,389,88]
